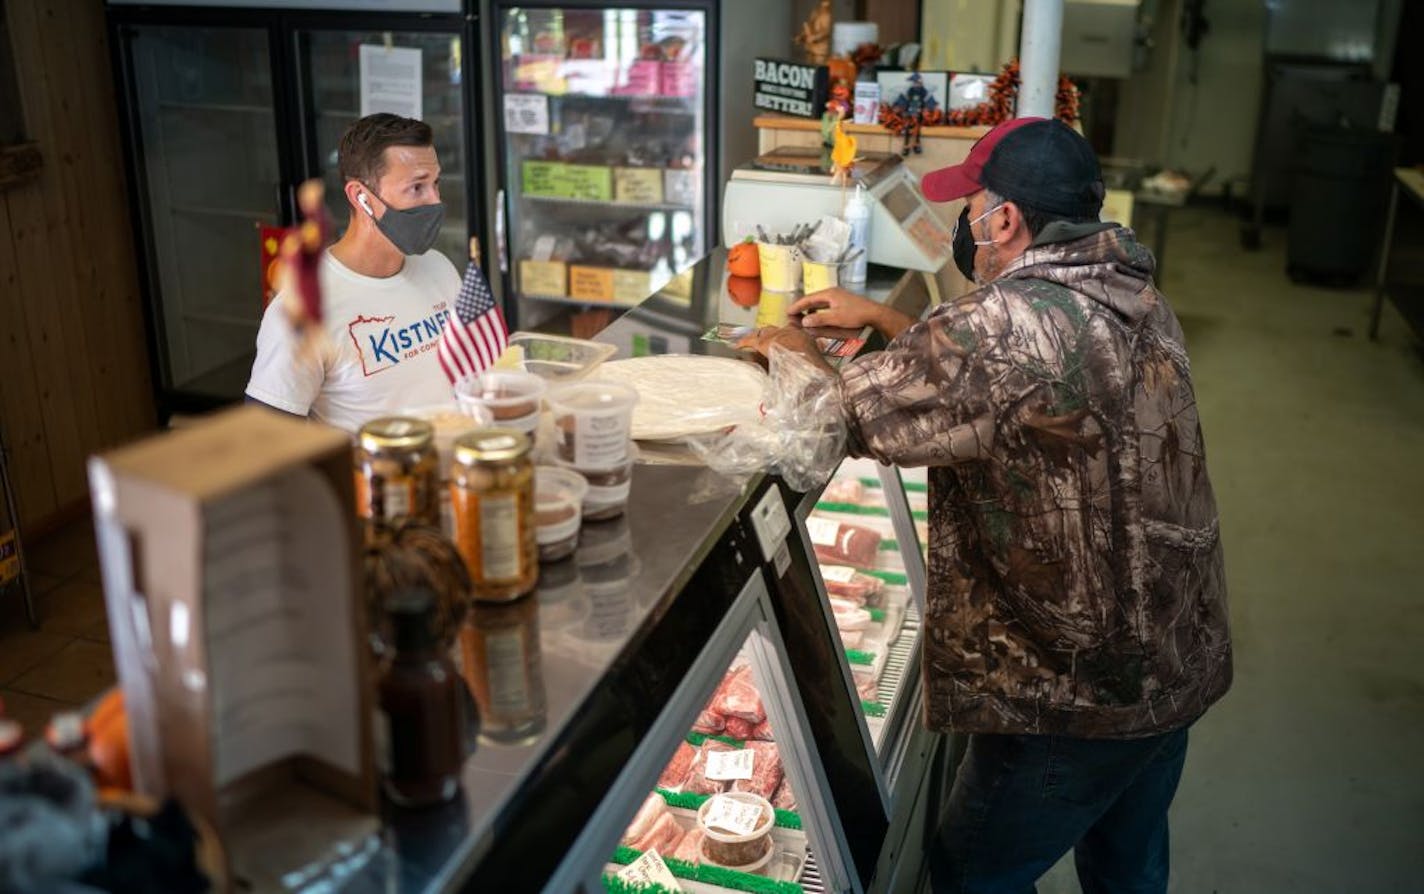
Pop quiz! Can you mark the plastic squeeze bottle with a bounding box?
[844,183,871,283]
[380,589,466,807]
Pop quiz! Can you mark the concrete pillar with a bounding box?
[1018,0,1063,119]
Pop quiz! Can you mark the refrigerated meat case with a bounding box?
[380,249,951,893]
[105,0,480,415]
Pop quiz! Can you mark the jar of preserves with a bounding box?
[355,418,440,538]
[451,428,538,601]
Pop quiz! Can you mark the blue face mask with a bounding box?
[952,202,1005,281]
[362,184,445,256]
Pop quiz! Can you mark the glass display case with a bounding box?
[125,24,282,401]
[495,4,709,328]
[109,3,478,414]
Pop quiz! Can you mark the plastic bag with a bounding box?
[687,344,847,491]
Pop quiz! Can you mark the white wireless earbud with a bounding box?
[358,192,374,215]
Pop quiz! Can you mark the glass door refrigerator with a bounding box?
[482,0,791,330]
[107,1,479,417]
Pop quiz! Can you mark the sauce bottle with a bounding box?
[379,589,466,807]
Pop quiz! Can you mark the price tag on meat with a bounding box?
[704,794,764,836]
[807,517,840,548]
[616,849,682,891]
[821,564,857,583]
[704,748,756,781]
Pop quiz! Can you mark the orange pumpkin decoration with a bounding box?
[727,275,761,308]
[727,239,760,278]
[87,690,134,791]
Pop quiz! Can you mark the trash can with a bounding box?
[1287,126,1397,285]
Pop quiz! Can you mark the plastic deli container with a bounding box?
[535,466,588,563]
[455,371,548,434]
[557,451,635,522]
[697,792,776,871]
[508,332,617,384]
[546,382,638,470]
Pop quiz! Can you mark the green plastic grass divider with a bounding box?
[686,731,745,748]
[879,539,899,551]
[602,873,678,894]
[653,788,802,830]
[861,699,887,718]
[866,606,886,623]
[845,648,875,666]
[857,475,927,494]
[816,500,927,522]
[609,846,802,894]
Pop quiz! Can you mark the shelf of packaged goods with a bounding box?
[521,194,697,213]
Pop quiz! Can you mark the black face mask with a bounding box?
[952,207,977,281]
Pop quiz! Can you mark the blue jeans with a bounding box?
[929,727,1190,894]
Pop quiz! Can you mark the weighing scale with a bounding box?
[721,149,953,273]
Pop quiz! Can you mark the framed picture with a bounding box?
[949,72,997,111]
[875,71,949,110]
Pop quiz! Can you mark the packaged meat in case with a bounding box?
[621,792,668,847]
[806,516,882,567]
[820,564,885,606]
[682,739,735,795]
[657,741,697,791]
[729,741,783,800]
[692,708,725,735]
[723,716,756,740]
[821,477,867,505]
[670,827,705,864]
[711,665,765,724]
[771,776,797,811]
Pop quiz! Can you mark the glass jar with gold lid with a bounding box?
[355,417,440,537]
[451,428,538,601]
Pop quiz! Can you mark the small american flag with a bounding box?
[438,256,508,385]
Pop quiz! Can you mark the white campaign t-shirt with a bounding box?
[246,250,461,432]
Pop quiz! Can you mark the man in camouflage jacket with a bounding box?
[742,118,1231,893]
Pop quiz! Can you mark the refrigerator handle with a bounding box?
[495,188,509,274]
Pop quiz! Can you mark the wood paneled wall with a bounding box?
[0,0,155,535]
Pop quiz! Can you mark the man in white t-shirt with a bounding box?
[247,114,460,431]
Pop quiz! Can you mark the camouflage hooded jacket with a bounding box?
[840,224,1231,738]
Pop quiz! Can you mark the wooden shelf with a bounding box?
[753,114,990,140]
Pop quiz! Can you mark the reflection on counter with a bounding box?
[459,596,547,747]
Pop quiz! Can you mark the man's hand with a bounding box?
[736,325,817,357]
[789,287,915,340]
[736,326,834,374]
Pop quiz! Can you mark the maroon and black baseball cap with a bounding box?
[921,117,1104,219]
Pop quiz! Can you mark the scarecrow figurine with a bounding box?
[886,72,938,156]
[820,82,853,151]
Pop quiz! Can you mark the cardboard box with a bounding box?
[569,265,616,302]
[88,406,376,888]
[520,259,568,297]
